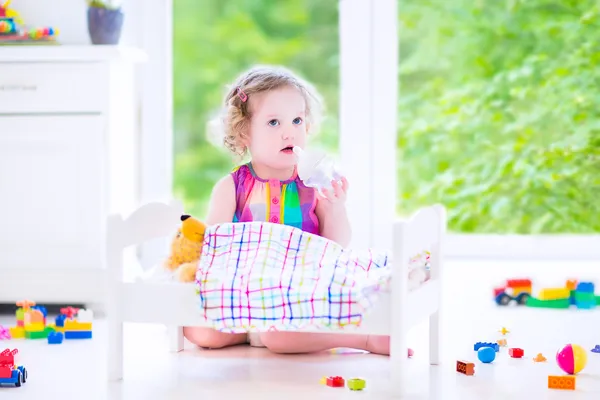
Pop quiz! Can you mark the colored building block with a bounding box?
[47,332,63,344]
[8,327,24,339]
[574,292,596,309]
[456,360,475,375]
[533,353,547,362]
[538,288,570,301]
[15,308,24,322]
[548,375,575,390]
[24,322,45,333]
[576,282,594,293]
[24,310,44,325]
[326,376,345,387]
[64,320,92,331]
[25,326,53,339]
[64,331,92,339]
[509,348,524,358]
[526,297,570,309]
[566,279,577,290]
[319,376,327,385]
[474,342,499,352]
[591,345,600,353]
[347,378,366,391]
[55,314,66,328]
[497,339,507,347]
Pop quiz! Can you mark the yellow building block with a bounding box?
[539,288,570,301]
[64,320,92,331]
[9,326,25,339]
[24,322,45,332]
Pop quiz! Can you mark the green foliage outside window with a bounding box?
[174,0,600,234]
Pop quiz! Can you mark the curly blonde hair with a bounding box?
[211,65,323,157]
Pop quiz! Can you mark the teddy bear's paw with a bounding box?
[176,262,198,283]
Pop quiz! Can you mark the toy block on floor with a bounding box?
[509,348,524,358]
[25,326,53,340]
[474,342,499,352]
[347,378,366,391]
[497,339,507,347]
[326,376,344,387]
[24,322,45,333]
[538,288,570,301]
[456,360,475,376]
[8,327,24,339]
[64,330,92,340]
[548,375,575,390]
[47,332,63,344]
[64,320,92,331]
[526,297,570,309]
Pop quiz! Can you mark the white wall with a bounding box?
[11,0,142,46]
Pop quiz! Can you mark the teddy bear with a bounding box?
[163,214,206,282]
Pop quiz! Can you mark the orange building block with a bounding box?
[456,360,474,376]
[24,309,44,325]
[566,280,577,290]
[497,339,507,347]
[548,375,575,390]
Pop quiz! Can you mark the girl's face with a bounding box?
[245,86,308,170]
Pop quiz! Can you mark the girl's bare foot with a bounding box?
[365,335,414,357]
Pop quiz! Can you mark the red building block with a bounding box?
[509,348,524,358]
[326,376,345,387]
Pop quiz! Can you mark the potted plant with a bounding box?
[86,0,124,45]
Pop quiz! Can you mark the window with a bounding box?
[173,0,340,218]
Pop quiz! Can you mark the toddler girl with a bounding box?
[183,65,396,356]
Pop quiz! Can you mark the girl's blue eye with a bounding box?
[268,119,279,127]
[293,117,303,125]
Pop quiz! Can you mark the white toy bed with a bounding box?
[105,200,446,396]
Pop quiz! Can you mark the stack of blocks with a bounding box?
[7,301,93,343]
[9,301,54,340]
[573,282,595,309]
[56,308,93,340]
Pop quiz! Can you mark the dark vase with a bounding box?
[87,6,124,45]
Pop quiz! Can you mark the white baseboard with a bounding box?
[445,234,600,260]
[0,268,106,305]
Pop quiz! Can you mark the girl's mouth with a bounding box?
[281,146,294,154]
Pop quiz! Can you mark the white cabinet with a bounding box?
[0,46,146,304]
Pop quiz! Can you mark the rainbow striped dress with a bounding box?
[231,163,319,235]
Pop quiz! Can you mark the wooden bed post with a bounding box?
[429,205,446,365]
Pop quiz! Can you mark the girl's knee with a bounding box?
[183,327,245,349]
[259,332,295,354]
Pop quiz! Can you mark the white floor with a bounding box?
[1,259,600,399]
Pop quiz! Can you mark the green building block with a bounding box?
[347,378,366,391]
[25,326,54,339]
[16,308,24,321]
[525,297,571,309]
[596,295,600,305]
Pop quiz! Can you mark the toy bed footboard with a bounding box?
[105,201,445,384]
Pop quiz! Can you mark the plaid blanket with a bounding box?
[195,221,392,333]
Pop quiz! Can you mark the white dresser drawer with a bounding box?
[0,63,108,113]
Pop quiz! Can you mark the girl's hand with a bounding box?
[317,177,349,210]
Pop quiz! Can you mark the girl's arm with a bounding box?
[204,174,237,225]
[315,202,352,247]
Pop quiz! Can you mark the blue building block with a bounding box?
[474,342,499,352]
[591,345,600,353]
[64,330,92,339]
[576,282,595,293]
[0,366,27,387]
[576,300,596,309]
[55,314,66,327]
[47,331,63,344]
[477,347,496,363]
